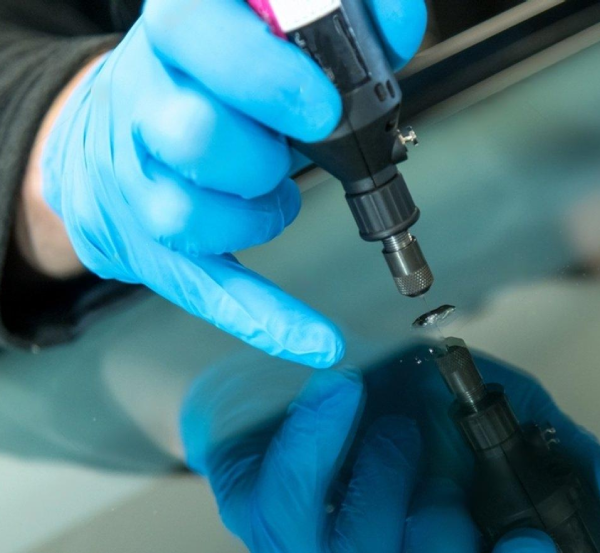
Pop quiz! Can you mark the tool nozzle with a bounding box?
[434,338,487,407]
[383,232,434,297]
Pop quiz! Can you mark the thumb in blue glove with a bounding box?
[42,0,427,368]
[182,369,422,553]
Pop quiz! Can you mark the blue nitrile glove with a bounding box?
[182,367,423,553]
[41,0,427,368]
[181,346,600,552]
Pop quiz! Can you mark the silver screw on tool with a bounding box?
[542,427,560,447]
[398,126,419,147]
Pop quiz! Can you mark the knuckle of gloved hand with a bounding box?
[140,188,228,254]
[136,88,218,166]
[136,91,291,199]
[131,158,289,257]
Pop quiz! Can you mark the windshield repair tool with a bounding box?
[435,337,600,553]
[249,0,433,297]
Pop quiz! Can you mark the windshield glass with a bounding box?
[3,13,600,553]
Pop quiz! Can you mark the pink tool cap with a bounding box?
[248,0,287,39]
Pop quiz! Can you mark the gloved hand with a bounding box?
[362,348,600,552]
[180,346,600,552]
[182,367,423,553]
[41,0,427,368]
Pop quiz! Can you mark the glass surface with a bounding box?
[3,31,600,553]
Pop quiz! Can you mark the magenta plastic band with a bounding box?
[248,0,287,38]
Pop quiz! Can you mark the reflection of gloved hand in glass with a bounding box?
[363,348,600,552]
[182,367,422,553]
[40,0,427,368]
[180,347,600,552]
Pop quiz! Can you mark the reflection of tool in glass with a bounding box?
[249,0,433,297]
[435,337,600,553]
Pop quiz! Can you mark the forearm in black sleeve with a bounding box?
[0,1,144,350]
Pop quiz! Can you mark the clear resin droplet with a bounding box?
[412,304,457,329]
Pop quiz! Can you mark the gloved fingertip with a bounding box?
[232,38,343,142]
[321,332,347,368]
[365,0,428,71]
[493,529,557,553]
[312,341,346,369]
[282,321,346,369]
[292,77,342,143]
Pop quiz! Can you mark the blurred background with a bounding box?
[3,1,600,552]
[425,0,521,43]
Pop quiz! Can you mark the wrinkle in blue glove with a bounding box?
[42,0,427,368]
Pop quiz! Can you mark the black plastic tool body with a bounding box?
[284,0,419,241]
[454,390,600,552]
[437,341,600,552]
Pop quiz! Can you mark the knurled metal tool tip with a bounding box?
[382,232,434,297]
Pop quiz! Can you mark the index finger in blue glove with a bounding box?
[73,206,345,367]
[143,0,342,142]
[162,254,345,368]
[364,0,428,71]
[492,529,557,553]
[332,416,421,553]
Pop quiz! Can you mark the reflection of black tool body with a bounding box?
[435,338,600,552]
[249,0,433,297]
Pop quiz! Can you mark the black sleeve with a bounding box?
[0,0,144,350]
